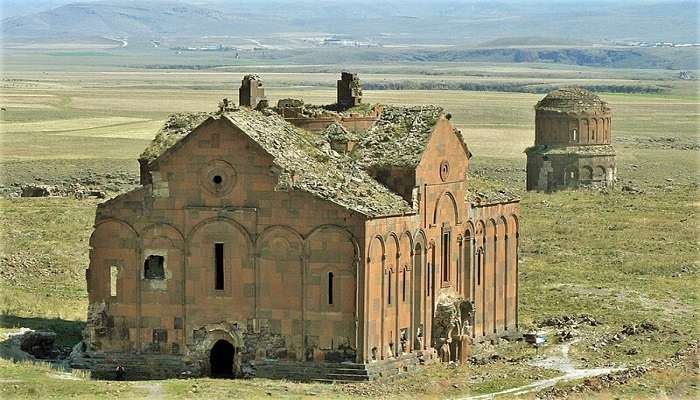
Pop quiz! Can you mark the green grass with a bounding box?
[0,62,698,399]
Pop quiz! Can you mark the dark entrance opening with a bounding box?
[209,340,235,378]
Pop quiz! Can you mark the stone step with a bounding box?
[323,373,371,382]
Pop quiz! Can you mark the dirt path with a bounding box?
[460,341,624,400]
[134,382,164,400]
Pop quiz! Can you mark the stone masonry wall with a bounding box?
[87,118,365,374]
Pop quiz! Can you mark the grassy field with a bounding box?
[0,59,698,399]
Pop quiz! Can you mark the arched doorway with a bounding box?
[210,340,236,378]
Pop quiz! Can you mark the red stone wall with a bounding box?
[88,116,521,368]
[535,110,612,146]
[360,118,521,363]
[88,118,365,363]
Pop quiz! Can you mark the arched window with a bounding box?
[328,271,334,305]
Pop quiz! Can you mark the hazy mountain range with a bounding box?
[2,0,698,45]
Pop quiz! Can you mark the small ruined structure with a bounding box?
[337,71,362,108]
[78,73,520,381]
[238,74,266,109]
[525,87,616,191]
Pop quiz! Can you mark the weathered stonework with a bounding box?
[337,71,362,108]
[526,87,616,191]
[239,75,266,109]
[77,72,521,381]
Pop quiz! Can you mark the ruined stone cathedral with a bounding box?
[76,73,520,381]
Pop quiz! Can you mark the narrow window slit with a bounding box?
[328,271,334,305]
[215,243,224,290]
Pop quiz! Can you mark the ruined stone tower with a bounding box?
[525,87,616,192]
[337,72,362,108]
[239,74,266,109]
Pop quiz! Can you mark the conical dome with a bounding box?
[535,87,610,113]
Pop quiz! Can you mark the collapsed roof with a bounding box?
[351,105,444,169]
[466,175,520,206]
[535,87,610,113]
[140,103,516,217]
[140,112,212,162]
[146,109,412,217]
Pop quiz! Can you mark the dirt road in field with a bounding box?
[460,341,624,399]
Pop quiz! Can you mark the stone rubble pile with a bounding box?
[18,183,106,199]
[140,112,212,162]
[225,110,412,217]
[354,105,443,169]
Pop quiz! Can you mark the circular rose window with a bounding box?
[439,160,450,182]
[200,160,236,195]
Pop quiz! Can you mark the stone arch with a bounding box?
[196,325,245,377]
[432,191,459,225]
[385,232,400,262]
[187,218,252,304]
[367,235,385,361]
[581,166,593,181]
[198,325,245,351]
[398,231,413,350]
[463,221,475,300]
[90,218,138,248]
[256,225,304,359]
[367,235,385,263]
[412,235,426,350]
[484,219,498,336]
[187,217,253,251]
[498,216,509,333]
[89,218,138,304]
[383,232,399,358]
[509,214,519,238]
[400,230,414,255]
[581,119,589,143]
[413,229,427,251]
[256,225,304,254]
[306,224,360,258]
[591,118,598,141]
[305,224,358,362]
[140,222,186,317]
[508,214,519,330]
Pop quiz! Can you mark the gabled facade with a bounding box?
[76,90,520,381]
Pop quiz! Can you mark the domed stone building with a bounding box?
[525,87,616,191]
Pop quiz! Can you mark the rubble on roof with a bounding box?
[466,176,519,206]
[140,112,212,162]
[352,105,443,169]
[221,110,412,217]
[536,86,610,113]
[525,144,616,156]
[322,121,357,142]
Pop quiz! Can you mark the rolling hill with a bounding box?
[1,0,698,45]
